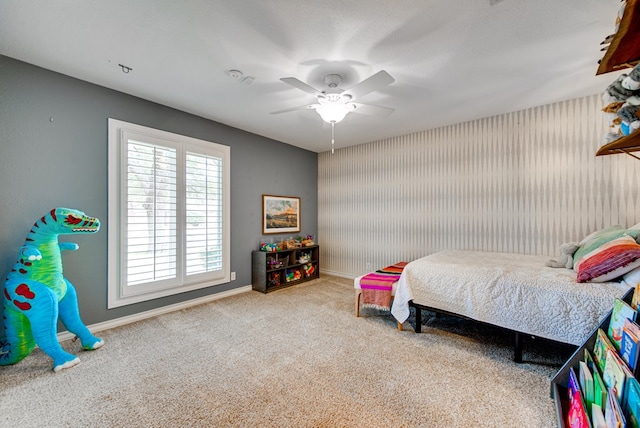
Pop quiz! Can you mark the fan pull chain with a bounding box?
[331,122,335,154]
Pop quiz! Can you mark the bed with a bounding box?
[389,249,633,361]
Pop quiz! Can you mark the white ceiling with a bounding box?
[0,0,624,153]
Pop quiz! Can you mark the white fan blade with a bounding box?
[343,70,394,100]
[351,102,395,117]
[280,77,322,96]
[270,104,318,114]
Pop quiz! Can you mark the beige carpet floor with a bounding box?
[0,275,573,427]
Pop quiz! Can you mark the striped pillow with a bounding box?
[575,235,640,283]
[573,225,640,270]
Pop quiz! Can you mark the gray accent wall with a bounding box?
[319,95,640,277]
[0,55,318,324]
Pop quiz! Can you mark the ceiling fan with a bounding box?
[272,70,395,153]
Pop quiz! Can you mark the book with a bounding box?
[605,387,627,428]
[603,348,634,403]
[579,360,594,410]
[616,385,628,428]
[605,389,617,428]
[594,328,616,374]
[591,403,606,428]
[567,386,591,428]
[593,368,608,410]
[621,318,640,372]
[585,348,597,374]
[609,298,637,350]
[626,377,640,428]
[632,284,640,310]
[568,366,582,399]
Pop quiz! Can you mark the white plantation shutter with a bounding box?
[108,119,230,308]
[185,152,224,275]
[126,139,178,285]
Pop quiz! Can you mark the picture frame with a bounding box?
[262,194,301,234]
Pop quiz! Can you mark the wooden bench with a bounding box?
[353,274,403,330]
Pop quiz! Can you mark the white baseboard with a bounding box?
[58,285,253,342]
[321,270,357,279]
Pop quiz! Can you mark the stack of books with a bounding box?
[567,287,640,427]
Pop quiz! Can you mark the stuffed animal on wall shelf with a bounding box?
[601,63,640,144]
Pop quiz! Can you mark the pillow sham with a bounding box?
[623,266,640,287]
[575,235,640,283]
[573,225,640,270]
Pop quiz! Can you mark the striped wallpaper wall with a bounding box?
[318,94,640,278]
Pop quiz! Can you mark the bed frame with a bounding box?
[356,274,549,362]
[409,300,542,363]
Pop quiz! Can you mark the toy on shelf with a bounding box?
[268,272,281,287]
[298,252,311,264]
[301,234,315,247]
[267,255,287,269]
[285,268,302,283]
[303,263,315,278]
[260,242,281,252]
[601,64,640,145]
[260,234,315,251]
[281,238,301,250]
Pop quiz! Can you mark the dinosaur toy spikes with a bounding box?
[1,207,103,372]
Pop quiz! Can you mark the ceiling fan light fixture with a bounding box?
[316,100,355,123]
[274,70,395,152]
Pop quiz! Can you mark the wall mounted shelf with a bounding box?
[595,130,640,158]
[595,0,640,158]
[596,0,640,75]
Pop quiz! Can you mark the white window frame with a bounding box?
[108,118,230,308]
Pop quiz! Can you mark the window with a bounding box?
[108,119,230,308]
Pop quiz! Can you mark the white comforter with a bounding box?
[390,250,631,346]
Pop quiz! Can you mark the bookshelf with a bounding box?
[550,288,634,427]
[251,245,320,293]
[550,2,640,425]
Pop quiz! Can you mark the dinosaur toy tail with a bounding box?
[0,302,35,366]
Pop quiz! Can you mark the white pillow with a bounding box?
[623,266,640,286]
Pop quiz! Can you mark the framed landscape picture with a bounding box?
[262,195,300,234]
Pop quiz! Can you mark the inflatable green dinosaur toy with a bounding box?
[1,208,103,371]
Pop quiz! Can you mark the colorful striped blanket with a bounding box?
[360,261,408,310]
